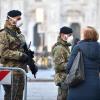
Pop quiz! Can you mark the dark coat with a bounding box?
[67,40,100,100]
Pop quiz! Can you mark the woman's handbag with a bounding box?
[66,49,85,87]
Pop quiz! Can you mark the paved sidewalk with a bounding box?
[0,82,58,100]
[27,82,57,100]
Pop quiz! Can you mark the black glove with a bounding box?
[19,53,29,62]
[26,49,34,58]
[56,82,61,87]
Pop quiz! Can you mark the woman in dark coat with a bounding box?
[67,26,100,100]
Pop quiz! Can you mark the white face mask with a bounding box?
[16,20,23,27]
[62,34,69,41]
[7,16,23,27]
[67,35,73,44]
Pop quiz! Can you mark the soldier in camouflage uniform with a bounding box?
[0,10,29,100]
[52,26,73,100]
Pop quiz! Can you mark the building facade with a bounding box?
[0,0,100,52]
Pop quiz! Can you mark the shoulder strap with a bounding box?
[4,28,21,40]
[4,28,22,45]
[52,42,70,56]
[0,29,4,32]
[4,28,17,37]
[52,42,61,50]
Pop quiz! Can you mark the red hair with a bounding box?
[83,26,99,41]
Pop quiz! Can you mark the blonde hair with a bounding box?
[83,26,99,41]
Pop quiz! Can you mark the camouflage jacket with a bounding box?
[52,36,70,85]
[0,21,27,71]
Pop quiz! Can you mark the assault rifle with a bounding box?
[23,42,38,78]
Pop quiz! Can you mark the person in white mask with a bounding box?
[52,26,73,100]
[0,10,29,100]
[7,12,23,28]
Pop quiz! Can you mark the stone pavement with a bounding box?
[27,82,58,100]
[26,69,58,100]
[0,81,58,100]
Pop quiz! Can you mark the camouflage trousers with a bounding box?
[57,86,68,100]
[3,72,24,100]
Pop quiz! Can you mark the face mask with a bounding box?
[16,20,23,27]
[7,16,23,27]
[62,34,69,41]
[63,34,72,42]
[67,35,73,44]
